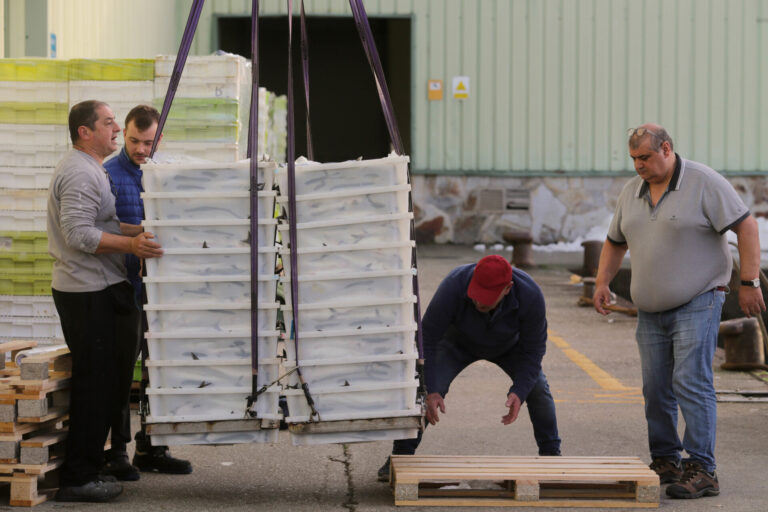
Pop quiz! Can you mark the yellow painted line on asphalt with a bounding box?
[548,329,633,391]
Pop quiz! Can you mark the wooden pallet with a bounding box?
[0,459,61,506]
[390,455,659,508]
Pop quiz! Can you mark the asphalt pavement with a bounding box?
[10,244,768,512]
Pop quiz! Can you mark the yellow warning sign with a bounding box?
[452,76,469,99]
[428,79,443,100]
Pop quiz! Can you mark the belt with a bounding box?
[714,286,727,292]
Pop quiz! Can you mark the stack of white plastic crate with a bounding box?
[140,159,281,445]
[68,59,155,148]
[277,154,421,445]
[154,54,267,163]
[0,59,69,345]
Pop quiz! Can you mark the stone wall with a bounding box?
[412,174,768,245]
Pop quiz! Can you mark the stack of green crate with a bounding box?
[0,59,67,344]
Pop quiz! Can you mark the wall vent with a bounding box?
[475,188,530,213]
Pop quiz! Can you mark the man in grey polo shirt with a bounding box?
[47,100,163,502]
[593,124,765,499]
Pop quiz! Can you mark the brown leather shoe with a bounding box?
[649,457,683,484]
[666,461,719,499]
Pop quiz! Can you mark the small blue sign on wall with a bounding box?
[50,33,56,58]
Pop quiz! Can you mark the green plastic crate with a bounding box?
[0,231,48,253]
[0,102,68,124]
[161,120,239,143]
[69,59,154,81]
[0,59,69,82]
[0,273,51,295]
[152,97,240,122]
[0,252,54,273]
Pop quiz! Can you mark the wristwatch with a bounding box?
[741,278,760,288]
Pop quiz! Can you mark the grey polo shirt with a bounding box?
[607,155,749,313]
[47,149,127,293]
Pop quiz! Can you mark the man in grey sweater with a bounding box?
[47,100,163,503]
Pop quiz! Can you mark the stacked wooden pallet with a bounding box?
[0,341,70,506]
[389,455,660,508]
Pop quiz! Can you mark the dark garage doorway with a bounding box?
[218,15,411,163]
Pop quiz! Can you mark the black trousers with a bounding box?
[53,282,140,486]
[108,309,142,455]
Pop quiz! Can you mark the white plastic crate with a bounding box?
[281,296,415,333]
[0,189,47,211]
[280,241,414,277]
[276,184,411,223]
[146,386,279,422]
[0,168,54,189]
[143,218,276,249]
[145,302,279,333]
[154,76,245,100]
[0,316,62,338]
[146,359,259,389]
[144,246,276,277]
[283,354,416,389]
[284,324,417,361]
[144,274,277,306]
[0,295,57,317]
[149,428,278,447]
[281,269,415,305]
[155,54,248,79]
[68,80,154,103]
[155,142,243,163]
[277,213,412,248]
[0,124,69,146]
[0,146,68,168]
[142,190,275,221]
[277,154,409,195]
[0,81,68,103]
[141,159,274,193]
[0,210,46,231]
[284,380,418,422]
[145,330,280,361]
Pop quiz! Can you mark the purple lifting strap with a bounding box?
[299,1,314,161]
[150,0,205,158]
[347,0,424,359]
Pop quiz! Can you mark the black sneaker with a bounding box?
[666,461,720,499]
[102,454,140,481]
[649,456,683,484]
[377,458,391,482]
[133,447,192,474]
[56,478,123,502]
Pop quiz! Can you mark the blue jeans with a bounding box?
[393,336,561,456]
[636,289,725,473]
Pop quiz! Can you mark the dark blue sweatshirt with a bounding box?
[422,263,548,402]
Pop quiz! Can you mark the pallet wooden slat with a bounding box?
[390,455,659,508]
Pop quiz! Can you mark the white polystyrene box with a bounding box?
[281,297,415,333]
[144,274,277,305]
[283,354,417,389]
[68,80,154,103]
[143,219,275,249]
[275,184,410,223]
[277,154,409,195]
[0,189,48,211]
[0,124,69,146]
[281,241,414,277]
[145,302,279,333]
[144,330,279,361]
[0,316,63,338]
[155,142,243,163]
[154,76,244,99]
[276,213,412,248]
[0,146,68,167]
[280,270,414,305]
[0,210,47,231]
[0,295,57,317]
[144,246,276,277]
[0,168,54,189]
[284,381,418,421]
[283,324,417,362]
[0,81,68,103]
[141,159,275,194]
[155,54,247,78]
[142,190,275,221]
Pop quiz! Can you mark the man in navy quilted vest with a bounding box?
[103,105,192,480]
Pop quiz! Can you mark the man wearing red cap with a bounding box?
[378,255,561,481]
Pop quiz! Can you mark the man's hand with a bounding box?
[592,284,614,315]
[502,392,521,425]
[425,392,445,425]
[131,231,163,259]
[739,286,766,318]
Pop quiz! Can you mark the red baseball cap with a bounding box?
[467,255,513,306]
